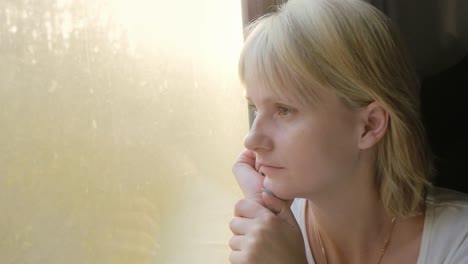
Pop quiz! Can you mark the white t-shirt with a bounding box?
[290,187,468,264]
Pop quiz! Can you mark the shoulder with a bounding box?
[426,186,468,222]
[420,187,468,263]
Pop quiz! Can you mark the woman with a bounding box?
[229,0,468,263]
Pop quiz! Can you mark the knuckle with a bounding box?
[244,250,258,263]
[234,199,247,215]
[234,199,244,209]
[250,223,267,239]
[228,236,236,249]
[229,217,237,232]
[229,251,236,263]
[252,213,274,229]
[230,251,250,264]
[231,162,239,174]
[245,234,260,250]
[262,213,276,225]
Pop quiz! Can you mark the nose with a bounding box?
[243,115,273,152]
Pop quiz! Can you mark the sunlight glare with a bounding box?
[108,0,243,66]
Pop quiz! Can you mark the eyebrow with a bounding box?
[245,95,299,110]
[244,95,276,105]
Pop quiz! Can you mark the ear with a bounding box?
[358,102,389,150]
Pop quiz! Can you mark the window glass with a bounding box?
[0,0,247,263]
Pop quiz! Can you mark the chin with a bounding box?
[263,179,294,200]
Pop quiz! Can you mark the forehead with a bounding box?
[242,60,318,108]
[239,16,333,108]
[242,63,333,110]
[243,78,298,106]
[240,45,327,108]
[243,81,347,119]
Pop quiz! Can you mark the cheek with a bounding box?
[280,130,327,175]
[285,127,359,182]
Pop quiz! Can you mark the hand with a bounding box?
[229,191,307,264]
[232,149,265,205]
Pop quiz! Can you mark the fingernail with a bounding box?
[262,188,277,198]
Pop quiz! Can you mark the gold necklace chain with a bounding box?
[312,216,397,264]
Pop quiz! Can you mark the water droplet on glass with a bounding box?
[9,26,17,33]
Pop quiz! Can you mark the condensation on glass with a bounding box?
[0,0,247,263]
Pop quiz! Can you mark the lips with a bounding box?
[258,163,284,175]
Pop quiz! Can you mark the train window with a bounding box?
[0,0,247,263]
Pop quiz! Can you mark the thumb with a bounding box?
[262,189,297,228]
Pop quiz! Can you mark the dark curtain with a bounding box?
[369,0,468,193]
[368,0,468,78]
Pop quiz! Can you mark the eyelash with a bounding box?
[248,104,257,115]
[248,104,295,117]
[277,105,294,116]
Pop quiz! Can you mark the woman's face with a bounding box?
[244,81,364,200]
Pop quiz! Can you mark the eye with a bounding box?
[277,105,295,116]
[248,103,257,115]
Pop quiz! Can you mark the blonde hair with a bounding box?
[239,0,434,217]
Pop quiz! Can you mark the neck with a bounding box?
[305,159,395,263]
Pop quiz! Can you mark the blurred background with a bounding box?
[0,0,248,263]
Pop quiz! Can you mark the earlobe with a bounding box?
[358,102,389,150]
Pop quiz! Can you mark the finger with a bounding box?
[232,164,264,198]
[229,235,244,250]
[239,150,261,172]
[234,199,272,218]
[234,149,256,166]
[229,216,252,235]
[229,250,247,264]
[262,190,298,229]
